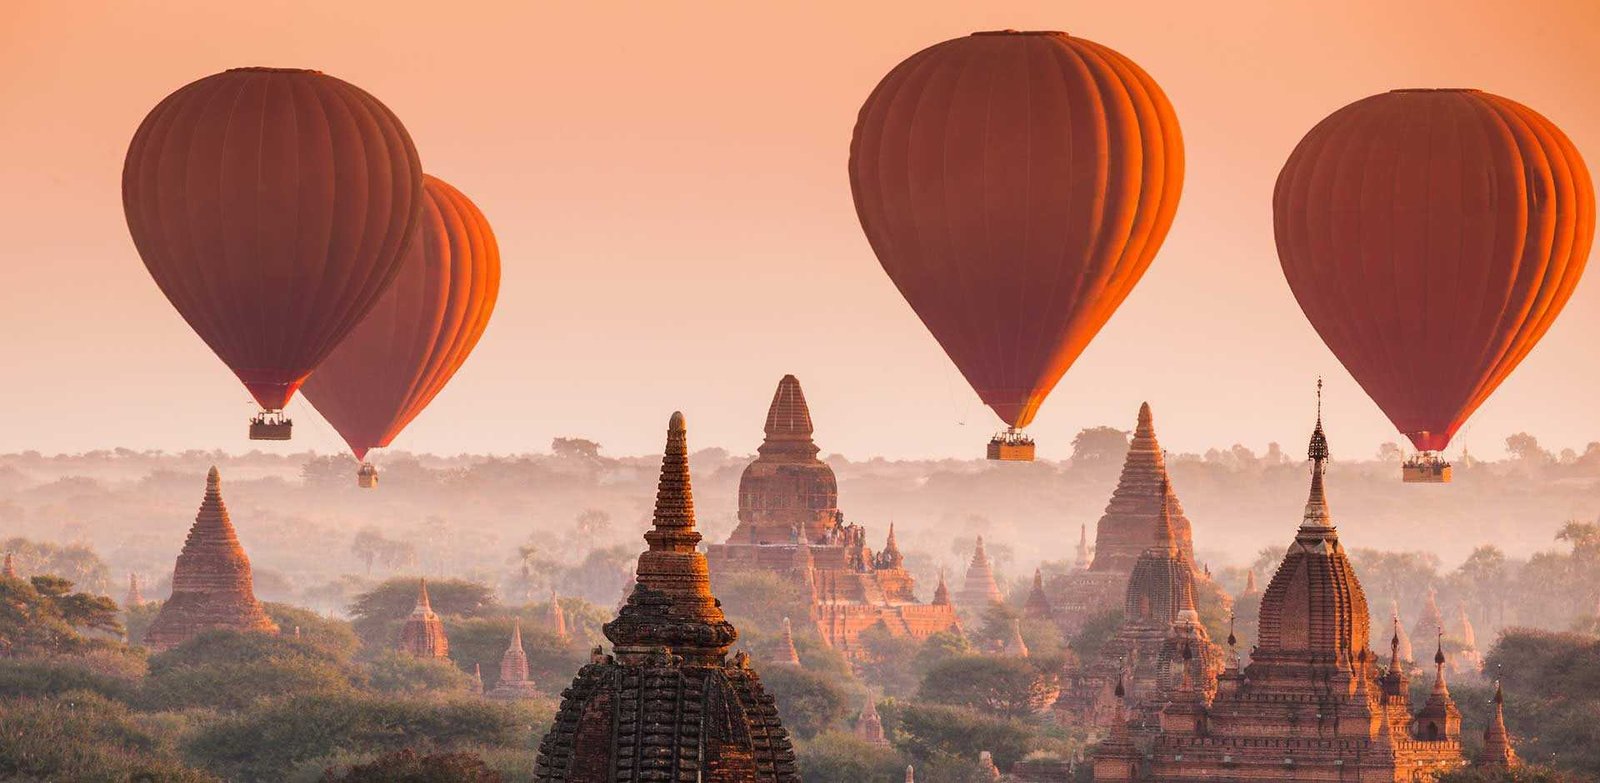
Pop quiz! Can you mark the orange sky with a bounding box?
[2,1,1599,460]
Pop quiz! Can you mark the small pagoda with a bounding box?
[143,467,278,651]
[485,619,540,700]
[398,579,450,658]
[958,535,1004,613]
[534,412,800,781]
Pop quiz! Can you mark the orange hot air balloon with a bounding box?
[122,68,424,440]
[848,31,1184,460]
[1275,89,1594,482]
[301,175,500,486]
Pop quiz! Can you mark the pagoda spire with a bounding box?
[471,663,483,694]
[1023,567,1054,620]
[932,568,952,606]
[605,412,736,663]
[1089,401,1195,572]
[1458,603,1478,651]
[1301,381,1334,533]
[880,523,904,569]
[1413,631,1462,741]
[855,697,889,745]
[758,374,819,459]
[125,573,145,608]
[546,589,568,641]
[1477,680,1518,768]
[1244,569,1257,594]
[1004,617,1030,658]
[1,552,15,579]
[1075,524,1090,570]
[416,578,434,613]
[1391,600,1414,662]
[775,617,802,666]
[959,536,1004,610]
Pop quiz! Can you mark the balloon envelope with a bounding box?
[122,67,424,411]
[1275,89,1594,451]
[849,31,1184,429]
[302,175,500,460]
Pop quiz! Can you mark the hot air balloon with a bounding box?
[849,31,1184,461]
[122,67,424,440]
[1275,89,1594,483]
[301,175,500,487]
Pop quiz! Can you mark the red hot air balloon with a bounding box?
[301,175,500,487]
[1275,89,1594,483]
[122,68,424,440]
[849,31,1184,461]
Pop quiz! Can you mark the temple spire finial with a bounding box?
[1301,380,1334,531]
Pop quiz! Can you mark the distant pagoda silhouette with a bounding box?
[534,412,799,781]
[398,578,450,658]
[958,535,1004,612]
[485,619,540,700]
[143,467,277,651]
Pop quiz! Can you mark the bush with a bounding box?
[365,650,475,695]
[319,748,504,782]
[185,692,544,782]
[140,629,359,712]
[758,665,854,740]
[0,651,144,701]
[0,691,213,782]
[795,731,905,783]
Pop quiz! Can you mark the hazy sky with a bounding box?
[2,1,1598,461]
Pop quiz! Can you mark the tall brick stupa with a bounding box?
[1048,404,1199,635]
[143,468,278,651]
[534,412,800,782]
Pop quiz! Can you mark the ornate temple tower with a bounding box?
[398,579,450,659]
[143,468,278,651]
[1093,393,1475,781]
[959,536,1004,612]
[1392,599,1415,664]
[1,552,15,579]
[486,619,541,700]
[730,375,839,544]
[534,412,800,782]
[1059,485,1211,726]
[1089,404,1195,572]
[707,376,957,654]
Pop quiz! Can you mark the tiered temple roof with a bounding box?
[143,468,278,651]
[534,412,799,782]
[729,375,837,545]
[398,579,450,658]
[959,536,1004,612]
[486,619,540,700]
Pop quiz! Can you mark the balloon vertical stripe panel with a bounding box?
[301,175,501,461]
[122,67,424,412]
[1274,89,1594,452]
[849,31,1184,430]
